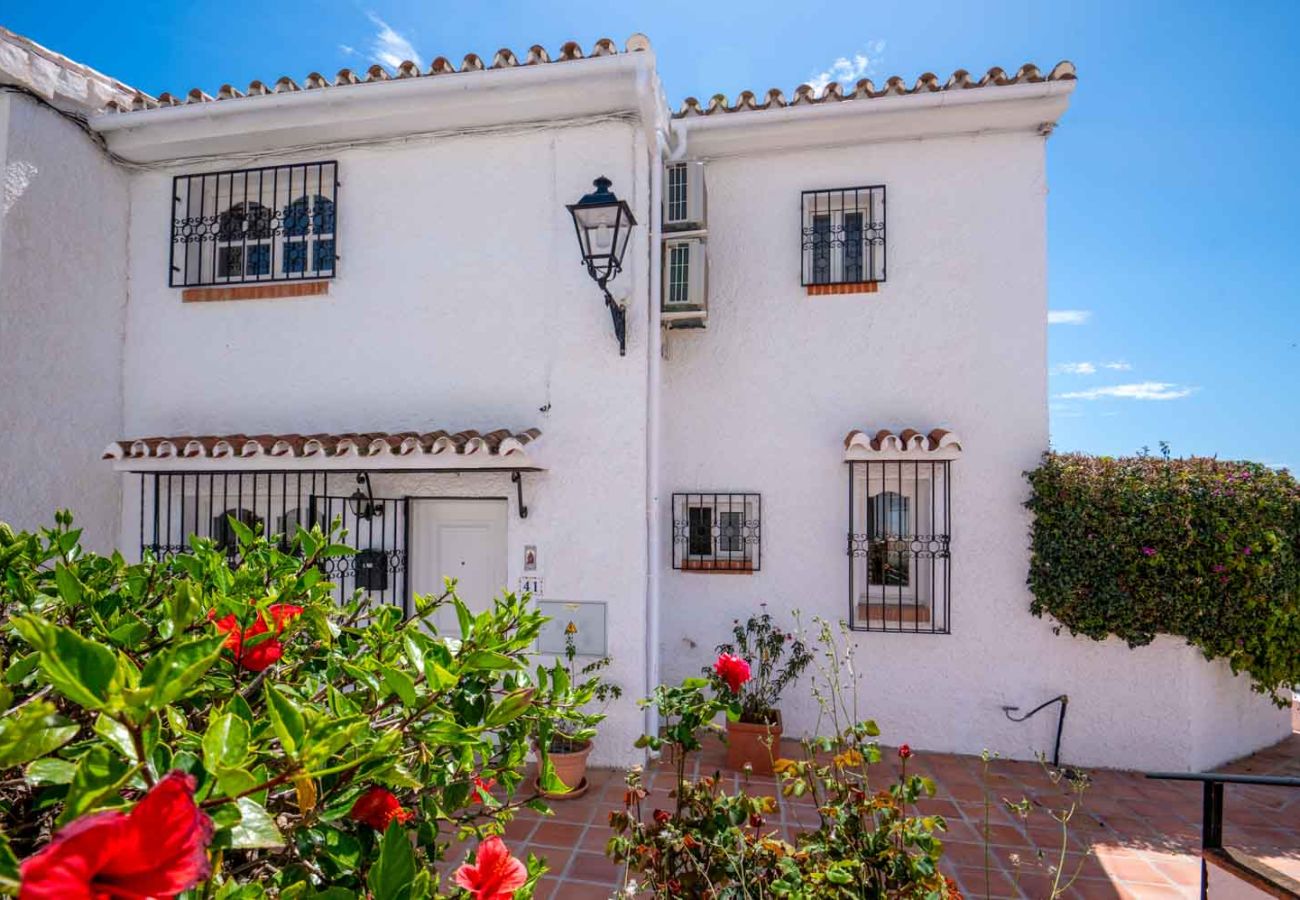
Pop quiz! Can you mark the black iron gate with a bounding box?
[137,471,408,609]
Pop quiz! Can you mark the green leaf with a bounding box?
[3,652,40,685]
[25,757,77,786]
[0,830,18,888]
[54,563,84,606]
[460,650,519,671]
[265,685,305,756]
[59,744,132,825]
[402,633,425,674]
[228,797,284,849]
[215,767,259,798]
[93,713,136,760]
[367,820,416,900]
[14,617,119,711]
[203,713,250,771]
[0,702,78,768]
[380,666,418,707]
[137,635,224,712]
[422,659,457,692]
[485,688,535,727]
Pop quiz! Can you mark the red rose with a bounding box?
[212,604,304,671]
[713,653,752,694]
[898,744,912,760]
[453,835,527,900]
[348,787,414,831]
[19,770,212,900]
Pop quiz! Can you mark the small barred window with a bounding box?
[672,492,761,572]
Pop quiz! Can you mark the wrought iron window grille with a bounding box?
[847,460,950,633]
[170,161,339,288]
[801,186,886,287]
[672,492,761,572]
[136,471,408,613]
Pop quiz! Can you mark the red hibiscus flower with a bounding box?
[452,836,527,900]
[348,787,414,831]
[19,770,212,900]
[471,776,496,805]
[212,604,304,671]
[713,653,752,694]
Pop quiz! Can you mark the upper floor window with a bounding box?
[801,186,885,289]
[170,161,339,287]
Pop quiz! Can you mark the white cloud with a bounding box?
[1101,361,1132,371]
[1056,382,1197,402]
[366,12,419,68]
[1053,362,1097,375]
[339,44,358,57]
[807,40,885,93]
[1048,309,1091,325]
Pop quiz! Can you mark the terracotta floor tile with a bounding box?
[566,851,621,885]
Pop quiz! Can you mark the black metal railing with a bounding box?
[801,185,885,287]
[671,492,761,572]
[847,460,950,633]
[137,471,407,611]
[1146,771,1300,899]
[170,161,339,287]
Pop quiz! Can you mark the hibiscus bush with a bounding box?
[0,512,603,898]
[1025,451,1300,703]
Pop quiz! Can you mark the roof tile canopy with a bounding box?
[843,428,962,460]
[100,36,652,114]
[104,429,541,471]
[676,61,1076,118]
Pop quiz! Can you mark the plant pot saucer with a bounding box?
[533,775,590,801]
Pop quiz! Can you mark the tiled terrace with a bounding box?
[502,724,1300,899]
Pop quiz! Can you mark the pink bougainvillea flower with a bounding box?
[211,604,304,671]
[453,835,527,900]
[471,776,497,805]
[1140,547,1157,557]
[19,771,212,900]
[349,787,414,831]
[713,653,752,694]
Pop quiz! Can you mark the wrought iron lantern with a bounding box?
[347,473,384,520]
[567,176,637,355]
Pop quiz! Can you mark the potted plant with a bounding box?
[707,607,812,775]
[536,621,622,799]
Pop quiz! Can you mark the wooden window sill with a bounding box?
[182,281,330,303]
[681,560,755,574]
[856,602,930,624]
[807,282,879,296]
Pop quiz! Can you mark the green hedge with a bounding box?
[1025,451,1300,705]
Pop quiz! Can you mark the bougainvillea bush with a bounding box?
[1025,451,1300,703]
[0,513,603,898]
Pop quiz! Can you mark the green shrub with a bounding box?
[0,512,605,897]
[1025,450,1300,703]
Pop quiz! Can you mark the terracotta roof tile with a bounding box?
[843,428,962,458]
[98,35,651,116]
[675,61,1075,118]
[104,428,541,462]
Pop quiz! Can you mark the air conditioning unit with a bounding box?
[662,237,707,325]
[663,161,706,232]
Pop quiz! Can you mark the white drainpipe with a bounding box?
[643,139,665,745]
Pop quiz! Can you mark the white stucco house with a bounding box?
[0,25,1289,772]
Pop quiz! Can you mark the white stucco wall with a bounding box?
[0,93,126,549]
[657,130,1289,771]
[117,119,652,764]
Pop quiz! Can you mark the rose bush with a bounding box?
[0,512,603,898]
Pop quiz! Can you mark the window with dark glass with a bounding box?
[672,493,761,571]
[170,161,339,287]
[801,186,886,286]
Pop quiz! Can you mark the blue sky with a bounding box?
[6,1,1297,468]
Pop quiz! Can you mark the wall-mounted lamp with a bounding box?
[567,176,637,356]
[347,472,384,520]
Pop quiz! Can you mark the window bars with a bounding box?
[136,471,408,612]
[801,186,886,286]
[672,492,761,572]
[170,161,339,287]
[847,461,950,633]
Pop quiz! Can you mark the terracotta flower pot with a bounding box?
[536,739,592,800]
[726,712,783,776]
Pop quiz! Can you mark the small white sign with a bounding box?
[518,576,544,597]
[537,600,607,656]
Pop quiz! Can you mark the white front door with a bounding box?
[409,500,508,634]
